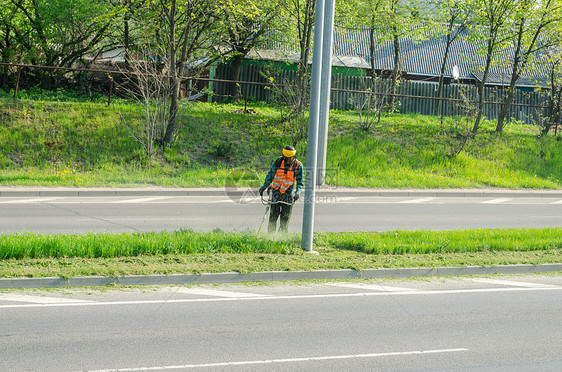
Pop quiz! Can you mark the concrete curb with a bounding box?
[1,187,562,198]
[1,264,560,289]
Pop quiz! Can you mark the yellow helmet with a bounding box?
[282,145,296,158]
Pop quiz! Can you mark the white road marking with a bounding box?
[0,197,59,204]
[471,278,561,288]
[333,197,358,202]
[0,294,93,304]
[326,283,418,292]
[398,198,435,204]
[551,200,562,204]
[112,197,171,204]
[163,287,271,298]
[86,348,469,371]
[0,286,560,309]
[481,198,512,204]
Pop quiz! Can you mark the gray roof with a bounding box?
[259,27,551,88]
[332,27,550,87]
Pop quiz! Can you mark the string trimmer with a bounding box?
[257,188,296,235]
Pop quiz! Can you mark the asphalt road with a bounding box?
[1,275,561,371]
[1,193,561,233]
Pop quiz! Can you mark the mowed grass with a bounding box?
[0,228,560,278]
[0,91,561,189]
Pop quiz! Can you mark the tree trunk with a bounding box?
[495,78,517,133]
[227,54,244,101]
[163,0,178,146]
[472,43,493,134]
[544,67,562,135]
[295,0,315,118]
[496,22,524,133]
[435,22,454,116]
[387,27,400,111]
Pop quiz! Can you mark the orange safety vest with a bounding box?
[271,158,300,194]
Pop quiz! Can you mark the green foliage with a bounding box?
[0,228,559,270]
[318,228,562,255]
[4,87,108,103]
[207,138,237,159]
[164,146,190,167]
[0,230,300,260]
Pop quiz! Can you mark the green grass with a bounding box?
[0,228,560,278]
[1,92,561,189]
[0,230,300,259]
[1,91,560,280]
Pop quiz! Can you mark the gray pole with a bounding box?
[316,0,335,187]
[301,0,325,253]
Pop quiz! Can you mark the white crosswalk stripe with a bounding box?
[0,294,94,304]
[326,283,419,292]
[481,198,512,204]
[0,197,59,204]
[163,287,271,298]
[112,197,171,203]
[398,198,435,204]
[471,278,561,288]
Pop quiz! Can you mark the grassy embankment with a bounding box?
[1,89,561,189]
[0,90,561,279]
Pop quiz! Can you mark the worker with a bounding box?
[259,145,304,233]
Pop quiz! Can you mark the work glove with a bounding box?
[293,194,299,202]
[259,186,266,196]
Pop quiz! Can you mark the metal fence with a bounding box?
[1,62,553,127]
[213,63,551,126]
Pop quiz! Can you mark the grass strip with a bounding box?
[0,228,560,278]
[318,228,562,254]
[0,230,300,259]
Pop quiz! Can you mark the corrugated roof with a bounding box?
[259,27,551,88]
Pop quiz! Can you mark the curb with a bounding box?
[1,264,560,289]
[1,188,562,198]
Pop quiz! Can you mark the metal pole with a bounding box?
[316,0,335,186]
[301,0,325,253]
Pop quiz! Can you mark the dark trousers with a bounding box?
[268,202,293,233]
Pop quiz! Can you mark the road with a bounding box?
[1,193,561,233]
[0,275,561,371]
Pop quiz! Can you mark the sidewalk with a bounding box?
[1,186,562,198]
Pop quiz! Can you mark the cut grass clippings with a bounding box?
[0,228,560,278]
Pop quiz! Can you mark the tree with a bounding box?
[357,0,424,112]
[108,0,146,61]
[219,0,284,100]
[0,0,19,87]
[344,0,423,129]
[138,0,220,146]
[118,47,170,157]
[287,0,315,118]
[467,0,516,134]
[543,48,562,135]
[495,0,562,133]
[7,0,115,86]
[359,0,387,129]
[432,0,469,116]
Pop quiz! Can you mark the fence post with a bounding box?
[244,82,249,111]
[14,67,21,100]
[108,75,113,106]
